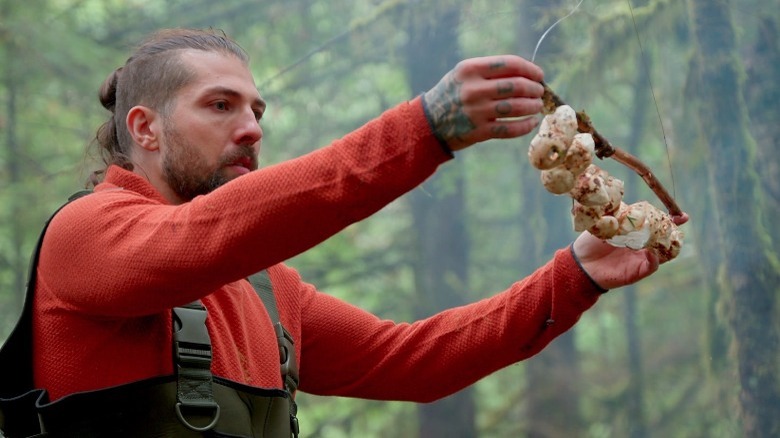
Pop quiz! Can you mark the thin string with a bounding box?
[531,0,585,63]
[627,0,677,199]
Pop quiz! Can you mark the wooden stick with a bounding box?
[541,82,683,217]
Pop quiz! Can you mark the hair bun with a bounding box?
[98,67,122,111]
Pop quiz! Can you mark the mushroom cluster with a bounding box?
[528,105,683,262]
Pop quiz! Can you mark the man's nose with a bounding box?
[234,107,263,146]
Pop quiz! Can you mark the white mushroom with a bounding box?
[601,174,625,215]
[541,167,576,194]
[608,201,684,259]
[529,133,568,170]
[609,201,652,249]
[526,104,683,261]
[569,165,609,206]
[528,105,579,170]
[571,201,604,232]
[651,228,683,263]
[563,133,595,176]
[588,215,619,239]
[544,105,579,140]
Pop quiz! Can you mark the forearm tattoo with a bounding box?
[424,73,476,145]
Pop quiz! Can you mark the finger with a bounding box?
[461,77,544,102]
[493,77,545,99]
[637,251,660,281]
[671,212,689,226]
[572,230,611,260]
[468,97,544,121]
[614,251,659,288]
[495,97,543,119]
[644,250,660,272]
[601,249,659,289]
[473,117,541,141]
[458,55,544,82]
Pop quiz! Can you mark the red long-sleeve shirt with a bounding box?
[33,97,602,403]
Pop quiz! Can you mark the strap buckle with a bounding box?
[274,322,299,393]
[274,322,300,437]
[175,401,220,432]
[172,302,220,432]
[173,305,213,366]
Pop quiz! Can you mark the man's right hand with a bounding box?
[422,55,545,151]
[572,210,689,290]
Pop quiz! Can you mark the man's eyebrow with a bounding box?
[205,86,266,111]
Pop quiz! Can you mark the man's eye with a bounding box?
[214,101,228,111]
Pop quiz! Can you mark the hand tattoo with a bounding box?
[488,59,507,70]
[491,125,509,136]
[495,101,512,116]
[497,80,514,96]
[424,72,476,146]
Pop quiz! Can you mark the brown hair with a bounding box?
[91,28,249,184]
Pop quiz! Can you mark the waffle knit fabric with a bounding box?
[33,96,602,403]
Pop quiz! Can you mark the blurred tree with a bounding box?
[0,0,112,337]
[512,1,588,437]
[620,47,654,438]
[688,0,780,437]
[404,1,477,436]
[614,4,675,437]
[744,17,780,255]
[1,0,26,317]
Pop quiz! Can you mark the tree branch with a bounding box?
[258,0,407,89]
[541,81,683,217]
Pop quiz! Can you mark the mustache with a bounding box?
[220,148,258,171]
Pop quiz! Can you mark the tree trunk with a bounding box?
[1,16,26,326]
[404,2,476,437]
[621,51,652,438]
[687,1,780,436]
[514,1,586,437]
[513,1,588,436]
[744,17,780,254]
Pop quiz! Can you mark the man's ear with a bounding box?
[126,106,161,152]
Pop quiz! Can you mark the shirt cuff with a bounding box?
[569,244,609,294]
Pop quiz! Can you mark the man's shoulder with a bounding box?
[54,187,147,220]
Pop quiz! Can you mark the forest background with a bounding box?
[1,0,778,437]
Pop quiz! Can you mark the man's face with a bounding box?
[158,50,265,202]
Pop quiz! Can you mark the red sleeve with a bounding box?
[39,97,450,317]
[294,247,602,402]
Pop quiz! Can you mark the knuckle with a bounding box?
[460,84,481,103]
[453,60,470,75]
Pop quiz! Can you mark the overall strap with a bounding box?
[248,271,300,394]
[248,271,300,437]
[249,271,278,322]
[172,301,220,432]
[172,271,300,436]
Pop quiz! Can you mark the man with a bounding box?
[14,28,684,436]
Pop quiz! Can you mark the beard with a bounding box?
[161,120,257,201]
